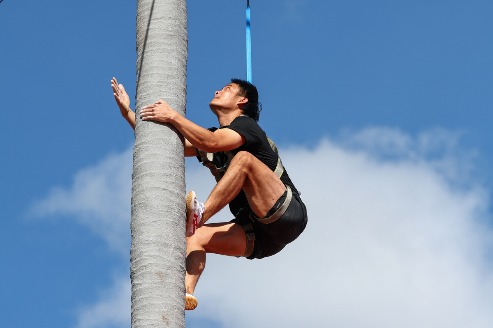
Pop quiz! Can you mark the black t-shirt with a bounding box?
[220,116,299,214]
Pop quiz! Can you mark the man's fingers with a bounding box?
[111,82,121,96]
[110,78,125,97]
[140,108,154,118]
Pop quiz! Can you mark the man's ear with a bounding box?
[237,97,248,107]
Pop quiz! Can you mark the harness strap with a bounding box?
[254,186,293,225]
[267,137,284,178]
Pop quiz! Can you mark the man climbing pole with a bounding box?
[111,77,308,310]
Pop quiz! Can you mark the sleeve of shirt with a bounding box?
[225,116,261,148]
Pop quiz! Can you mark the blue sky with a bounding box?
[2,0,493,327]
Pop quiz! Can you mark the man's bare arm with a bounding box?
[111,79,197,157]
[140,100,245,152]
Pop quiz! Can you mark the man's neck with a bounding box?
[214,108,243,127]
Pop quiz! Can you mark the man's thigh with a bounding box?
[234,152,286,217]
[188,222,247,257]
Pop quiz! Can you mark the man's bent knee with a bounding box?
[229,151,256,169]
[186,226,210,251]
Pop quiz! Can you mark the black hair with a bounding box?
[231,78,262,121]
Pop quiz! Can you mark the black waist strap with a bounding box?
[254,186,293,225]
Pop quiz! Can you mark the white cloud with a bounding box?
[29,148,132,255]
[197,133,493,328]
[31,128,493,328]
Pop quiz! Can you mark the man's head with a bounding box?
[209,79,261,121]
[231,79,261,121]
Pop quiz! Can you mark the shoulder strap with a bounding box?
[267,137,284,178]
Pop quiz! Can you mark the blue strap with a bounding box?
[246,0,252,82]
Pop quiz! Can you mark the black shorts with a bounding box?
[231,192,308,260]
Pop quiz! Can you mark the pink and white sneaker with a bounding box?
[186,191,205,237]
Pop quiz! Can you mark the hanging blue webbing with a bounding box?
[246,0,252,82]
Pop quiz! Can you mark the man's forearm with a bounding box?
[170,114,217,152]
[184,139,198,157]
[123,110,136,130]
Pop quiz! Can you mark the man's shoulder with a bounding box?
[230,115,262,130]
[232,114,254,123]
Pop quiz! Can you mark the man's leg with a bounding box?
[185,152,285,308]
[185,222,247,295]
[201,151,286,223]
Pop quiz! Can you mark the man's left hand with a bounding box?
[140,99,178,123]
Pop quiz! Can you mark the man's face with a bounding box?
[209,83,245,110]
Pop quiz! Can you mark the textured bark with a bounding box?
[131,0,187,327]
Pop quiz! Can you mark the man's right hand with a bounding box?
[111,77,136,129]
[111,78,135,129]
[111,77,131,115]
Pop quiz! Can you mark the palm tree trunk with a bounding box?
[131,0,187,327]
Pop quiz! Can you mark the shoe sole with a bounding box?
[185,293,198,310]
[185,191,196,237]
